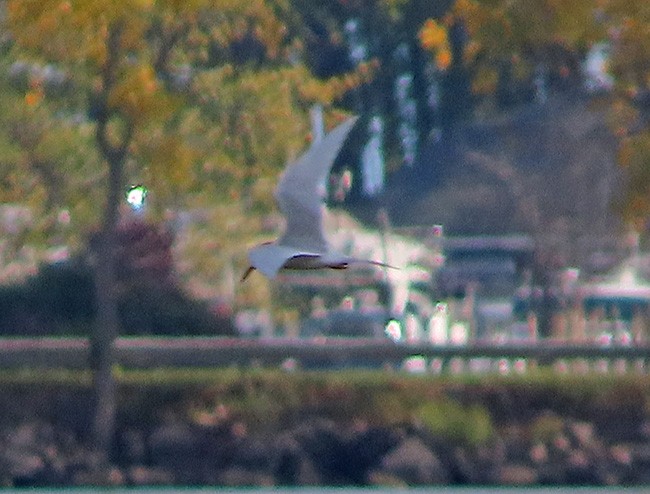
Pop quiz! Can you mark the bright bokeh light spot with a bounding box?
[513,358,527,374]
[403,356,427,374]
[430,358,443,374]
[449,357,464,374]
[385,319,402,342]
[57,209,71,225]
[126,184,147,210]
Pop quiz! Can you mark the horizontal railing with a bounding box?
[0,337,648,370]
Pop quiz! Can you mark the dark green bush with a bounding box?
[0,259,233,337]
[27,261,96,332]
[0,219,235,336]
[118,280,232,336]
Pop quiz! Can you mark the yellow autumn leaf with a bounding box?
[107,65,178,123]
[419,19,448,50]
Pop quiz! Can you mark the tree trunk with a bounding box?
[88,20,131,465]
[90,149,123,463]
[90,236,119,459]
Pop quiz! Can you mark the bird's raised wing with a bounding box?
[275,116,358,251]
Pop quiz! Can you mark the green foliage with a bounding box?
[529,411,565,443]
[118,281,232,336]
[444,0,650,228]
[616,130,650,226]
[0,218,236,336]
[416,398,494,447]
[3,368,647,447]
[4,0,377,314]
[27,261,96,333]
[5,0,650,303]
[0,283,34,333]
[0,59,101,254]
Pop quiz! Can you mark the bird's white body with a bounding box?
[243,116,390,281]
[247,244,351,278]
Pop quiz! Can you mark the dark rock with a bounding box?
[343,426,405,483]
[563,449,605,485]
[537,462,568,485]
[3,381,650,488]
[591,389,646,442]
[406,423,462,483]
[497,464,538,485]
[376,436,449,485]
[274,435,323,485]
[72,466,125,486]
[0,421,81,486]
[127,466,174,485]
[452,447,483,484]
[148,422,199,466]
[288,419,349,483]
[5,451,46,486]
[116,428,147,464]
[219,466,274,486]
[230,436,275,472]
[451,441,508,485]
[146,421,237,484]
[632,443,650,466]
[631,444,650,483]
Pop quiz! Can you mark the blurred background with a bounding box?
[1,0,650,490]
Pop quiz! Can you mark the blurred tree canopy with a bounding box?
[415,0,650,229]
[3,0,650,306]
[3,0,374,309]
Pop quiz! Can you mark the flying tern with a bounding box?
[242,116,392,281]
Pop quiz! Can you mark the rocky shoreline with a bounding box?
[2,372,650,488]
[2,413,650,487]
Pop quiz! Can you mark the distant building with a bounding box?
[435,234,535,340]
[579,255,650,343]
[437,234,534,299]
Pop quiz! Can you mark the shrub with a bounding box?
[416,398,495,447]
[27,260,96,333]
[0,251,234,336]
[529,411,565,443]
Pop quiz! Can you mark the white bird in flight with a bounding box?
[242,116,393,281]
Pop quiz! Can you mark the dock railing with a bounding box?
[0,337,648,372]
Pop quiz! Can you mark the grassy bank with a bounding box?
[1,368,649,443]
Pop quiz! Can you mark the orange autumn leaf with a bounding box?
[25,90,43,107]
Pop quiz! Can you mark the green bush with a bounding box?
[1,369,650,445]
[416,398,495,447]
[27,261,96,332]
[529,411,565,443]
[0,260,95,335]
[0,259,233,336]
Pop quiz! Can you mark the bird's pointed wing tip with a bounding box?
[368,260,400,270]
